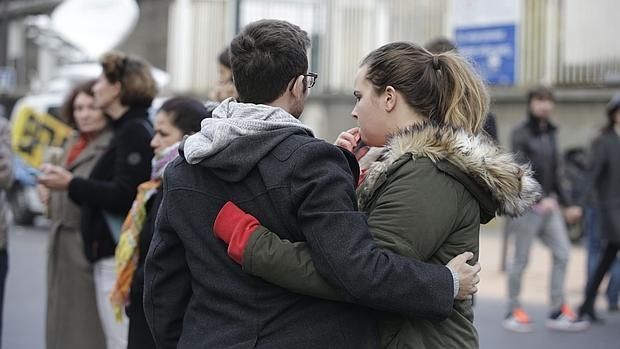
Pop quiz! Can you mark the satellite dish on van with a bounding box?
[50,0,139,60]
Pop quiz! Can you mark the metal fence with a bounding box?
[166,0,620,93]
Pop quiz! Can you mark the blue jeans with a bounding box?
[585,207,620,306]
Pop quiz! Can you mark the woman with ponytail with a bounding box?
[212,42,540,348]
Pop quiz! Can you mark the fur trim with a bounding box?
[358,123,541,217]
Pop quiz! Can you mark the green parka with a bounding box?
[240,123,541,349]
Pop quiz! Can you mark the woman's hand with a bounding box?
[334,127,361,153]
[38,164,74,190]
[213,201,261,264]
[36,183,50,204]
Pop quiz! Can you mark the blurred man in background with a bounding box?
[504,86,587,333]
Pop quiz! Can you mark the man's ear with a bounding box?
[384,86,397,112]
[290,75,306,99]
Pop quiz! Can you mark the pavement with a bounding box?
[3,218,620,349]
[476,219,620,349]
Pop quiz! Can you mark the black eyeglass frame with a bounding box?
[303,72,318,89]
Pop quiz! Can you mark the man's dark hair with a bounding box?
[230,19,310,104]
[527,85,555,104]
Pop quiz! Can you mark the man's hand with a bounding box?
[446,252,481,300]
[564,206,583,224]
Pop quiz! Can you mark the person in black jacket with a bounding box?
[144,19,480,349]
[110,97,209,348]
[503,86,587,333]
[38,51,157,349]
[577,93,620,322]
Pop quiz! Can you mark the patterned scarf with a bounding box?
[110,142,180,321]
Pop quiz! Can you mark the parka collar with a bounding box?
[357,123,541,221]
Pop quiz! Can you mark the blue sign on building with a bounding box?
[455,24,516,86]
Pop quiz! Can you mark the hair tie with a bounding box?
[432,55,440,70]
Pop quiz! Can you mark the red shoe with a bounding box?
[502,308,534,333]
[546,304,590,332]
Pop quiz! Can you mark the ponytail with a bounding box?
[433,52,489,134]
[362,42,489,134]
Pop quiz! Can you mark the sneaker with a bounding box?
[502,308,534,333]
[546,304,590,332]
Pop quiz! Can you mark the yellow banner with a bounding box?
[11,106,73,168]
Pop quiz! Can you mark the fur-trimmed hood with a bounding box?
[358,123,541,220]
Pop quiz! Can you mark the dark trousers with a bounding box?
[582,242,620,310]
[585,207,620,305]
[0,249,8,349]
[127,290,156,349]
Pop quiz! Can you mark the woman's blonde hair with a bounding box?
[100,51,157,108]
[361,42,489,134]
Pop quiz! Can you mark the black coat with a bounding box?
[581,130,620,243]
[511,115,571,205]
[144,127,454,349]
[69,108,153,261]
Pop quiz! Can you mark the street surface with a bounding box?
[3,219,619,349]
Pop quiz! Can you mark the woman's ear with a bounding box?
[384,85,397,112]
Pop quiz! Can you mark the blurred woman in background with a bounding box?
[39,79,109,349]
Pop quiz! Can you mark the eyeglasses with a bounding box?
[303,72,318,89]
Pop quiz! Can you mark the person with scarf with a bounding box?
[38,80,109,349]
[109,97,210,349]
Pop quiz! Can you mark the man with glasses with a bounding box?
[144,19,478,349]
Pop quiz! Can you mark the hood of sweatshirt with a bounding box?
[180,98,314,181]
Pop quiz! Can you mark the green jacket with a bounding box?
[242,124,541,349]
